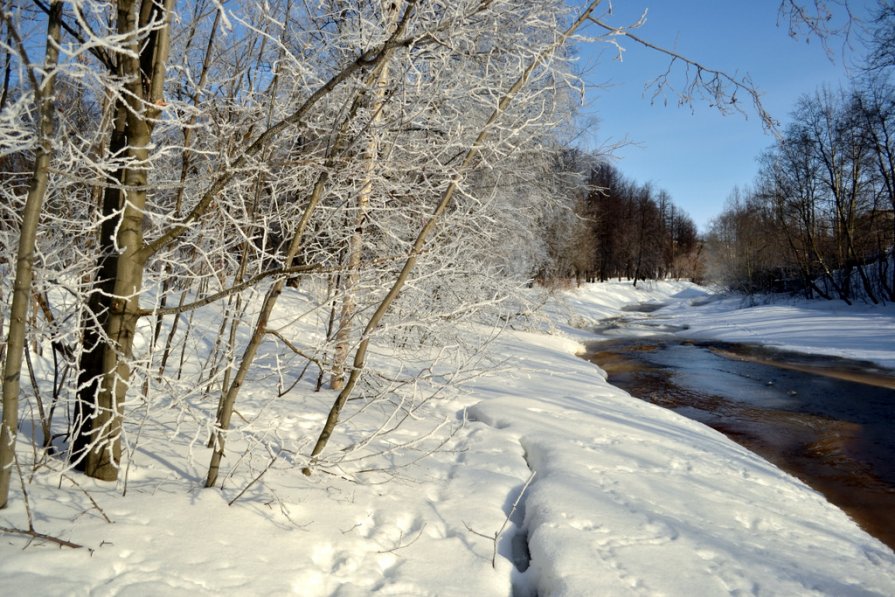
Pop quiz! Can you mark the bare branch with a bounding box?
[135,263,323,317]
[588,16,778,133]
[0,525,85,549]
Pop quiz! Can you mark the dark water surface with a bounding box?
[584,336,895,551]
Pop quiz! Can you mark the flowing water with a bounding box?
[584,307,895,551]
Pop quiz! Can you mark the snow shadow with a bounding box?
[500,476,537,597]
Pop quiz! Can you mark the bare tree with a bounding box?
[330,0,404,391]
[72,0,176,480]
[0,0,870,509]
[0,0,62,508]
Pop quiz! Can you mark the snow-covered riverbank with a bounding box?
[2,281,894,595]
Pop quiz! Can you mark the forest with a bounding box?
[576,160,701,285]
[0,0,887,518]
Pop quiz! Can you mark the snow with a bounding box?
[660,293,895,369]
[3,281,895,595]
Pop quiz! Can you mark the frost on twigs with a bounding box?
[1,0,598,523]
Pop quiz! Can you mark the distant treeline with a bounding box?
[539,153,702,287]
[704,80,895,304]
[703,2,895,303]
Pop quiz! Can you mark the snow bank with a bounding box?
[470,339,894,594]
[661,293,895,369]
[2,281,894,596]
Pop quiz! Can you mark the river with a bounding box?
[584,304,895,551]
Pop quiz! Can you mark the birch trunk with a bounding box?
[204,3,421,487]
[331,0,402,390]
[305,0,604,470]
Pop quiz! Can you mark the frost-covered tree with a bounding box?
[0,0,62,508]
[0,0,858,507]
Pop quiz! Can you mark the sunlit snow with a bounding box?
[2,281,893,595]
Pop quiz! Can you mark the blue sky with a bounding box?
[573,1,876,231]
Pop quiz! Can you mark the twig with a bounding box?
[464,470,536,569]
[265,328,326,368]
[376,522,427,554]
[340,521,364,535]
[227,454,278,506]
[587,16,778,133]
[62,475,112,524]
[277,359,312,397]
[14,449,34,532]
[2,452,85,549]
[0,525,84,549]
[463,521,496,541]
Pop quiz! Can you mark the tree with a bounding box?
[579,161,699,285]
[704,187,785,293]
[707,79,894,300]
[303,0,605,473]
[866,0,895,74]
[0,0,62,508]
[71,0,176,480]
[330,0,404,392]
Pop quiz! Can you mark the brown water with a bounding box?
[585,336,895,552]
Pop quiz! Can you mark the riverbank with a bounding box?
[505,280,895,594]
[569,280,895,557]
[654,288,895,369]
[2,280,894,595]
[585,334,895,551]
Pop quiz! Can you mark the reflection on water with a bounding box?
[585,337,895,551]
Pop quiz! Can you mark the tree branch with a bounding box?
[265,328,326,369]
[31,0,116,71]
[135,263,323,317]
[0,525,84,549]
[303,0,605,471]
[138,0,424,261]
[588,16,778,132]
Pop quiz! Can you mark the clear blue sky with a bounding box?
[573,1,876,231]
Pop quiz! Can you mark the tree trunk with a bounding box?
[203,8,421,486]
[0,0,62,508]
[331,0,402,391]
[72,0,173,481]
[206,175,330,487]
[305,0,603,471]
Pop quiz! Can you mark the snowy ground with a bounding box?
[2,281,894,595]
